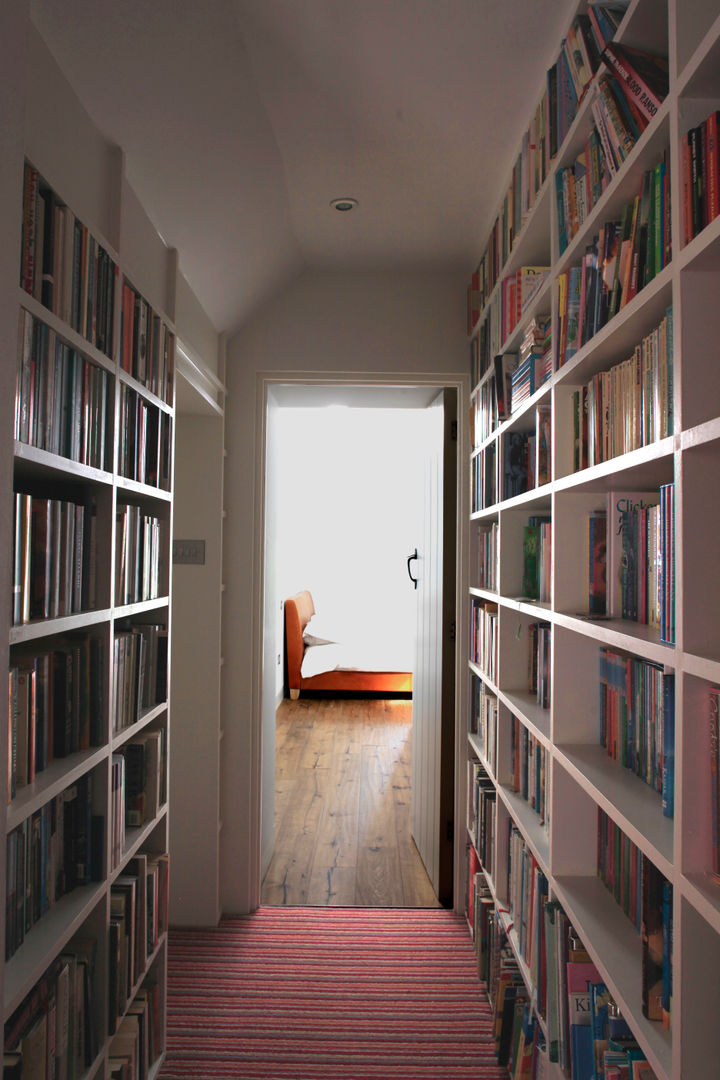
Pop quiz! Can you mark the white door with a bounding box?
[410,389,456,903]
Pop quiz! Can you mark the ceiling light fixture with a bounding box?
[330,197,358,212]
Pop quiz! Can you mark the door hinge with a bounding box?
[448,620,456,642]
[450,419,458,441]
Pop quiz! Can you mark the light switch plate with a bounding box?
[173,539,205,565]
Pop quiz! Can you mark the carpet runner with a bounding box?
[158,906,508,1079]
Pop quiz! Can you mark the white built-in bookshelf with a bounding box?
[465,1,720,1078]
[0,15,228,1075]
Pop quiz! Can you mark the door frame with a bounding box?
[249,369,471,912]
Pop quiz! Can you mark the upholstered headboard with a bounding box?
[284,590,315,691]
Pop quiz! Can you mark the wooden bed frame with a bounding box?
[284,590,413,699]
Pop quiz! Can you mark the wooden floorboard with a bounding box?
[261,697,441,908]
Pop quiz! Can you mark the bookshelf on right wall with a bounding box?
[465,1,720,1077]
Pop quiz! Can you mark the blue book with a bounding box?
[662,673,675,817]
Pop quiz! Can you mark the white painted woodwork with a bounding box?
[410,394,444,894]
[170,407,225,927]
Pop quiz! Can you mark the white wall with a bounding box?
[274,404,427,668]
[221,266,468,913]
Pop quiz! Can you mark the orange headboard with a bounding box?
[284,590,315,689]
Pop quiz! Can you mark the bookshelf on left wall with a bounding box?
[0,14,228,1073]
[4,149,175,1074]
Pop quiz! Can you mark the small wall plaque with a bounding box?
[173,539,206,565]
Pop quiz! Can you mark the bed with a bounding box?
[284,590,413,698]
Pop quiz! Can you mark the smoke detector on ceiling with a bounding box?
[330,197,358,212]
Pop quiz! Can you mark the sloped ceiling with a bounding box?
[30,0,575,333]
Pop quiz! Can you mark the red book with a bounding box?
[681,132,691,246]
[701,118,710,230]
[710,689,720,877]
[706,111,720,225]
[21,163,39,295]
[601,41,668,122]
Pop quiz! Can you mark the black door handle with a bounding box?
[407,549,418,589]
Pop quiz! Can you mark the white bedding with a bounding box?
[301,639,414,679]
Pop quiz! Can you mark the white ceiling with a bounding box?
[30,0,575,334]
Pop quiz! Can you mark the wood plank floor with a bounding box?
[261,696,441,908]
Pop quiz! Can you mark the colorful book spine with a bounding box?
[599,647,674,812]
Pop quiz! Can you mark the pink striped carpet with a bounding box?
[158,906,506,1079]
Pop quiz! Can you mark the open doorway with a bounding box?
[259,382,457,908]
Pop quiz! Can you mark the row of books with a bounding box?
[470,373,497,447]
[466,1,622,337]
[466,5,640,341]
[504,431,534,500]
[12,493,96,626]
[120,281,174,404]
[15,309,110,471]
[476,521,498,592]
[109,982,163,1080]
[470,881,539,1074]
[467,761,496,873]
[115,504,164,607]
[573,307,673,472]
[469,854,661,1079]
[599,647,675,816]
[556,126,609,254]
[109,851,169,1035]
[8,634,105,798]
[5,772,103,960]
[471,406,550,511]
[544,897,660,1079]
[528,621,551,710]
[113,624,168,734]
[681,109,720,246]
[556,39,669,256]
[470,679,498,774]
[597,811,672,1027]
[118,385,172,490]
[472,443,496,512]
[20,162,117,359]
[110,732,167,870]
[510,715,547,826]
[599,486,676,642]
[505,825,549,1007]
[557,155,671,369]
[512,318,553,414]
[118,728,166,832]
[470,599,498,684]
[522,516,551,603]
[4,937,98,1079]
